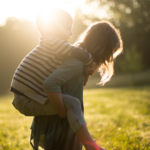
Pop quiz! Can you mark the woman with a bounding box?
[30,21,123,150]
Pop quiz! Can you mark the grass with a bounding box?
[84,86,150,150]
[0,86,150,150]
[0,96,33,150]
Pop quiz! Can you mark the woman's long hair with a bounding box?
[74,21,123,85]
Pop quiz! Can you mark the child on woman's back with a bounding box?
[11,8,92,105]
[11,8,123,150]
[11,8,103,150]
[11,8,93,115]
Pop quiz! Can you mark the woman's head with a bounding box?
[75,21,123,85]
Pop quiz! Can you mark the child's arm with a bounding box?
[42,37,93,67]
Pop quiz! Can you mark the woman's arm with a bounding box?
[43,59,83,118]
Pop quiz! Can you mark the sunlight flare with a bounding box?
[0,0,109,25]
[0,0,86,24]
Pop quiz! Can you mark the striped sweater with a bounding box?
[11,36,93,104]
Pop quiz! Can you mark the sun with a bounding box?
[0,0,109,25]
[0,0,85,25]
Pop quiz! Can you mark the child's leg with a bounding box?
[12,93,85,129]
[13,94,86,132]
[61,95,103,150]
[12,94,57,116]
[62,95,102,150]
[61,94,86,133]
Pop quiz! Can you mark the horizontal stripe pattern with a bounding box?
[11,36,93,104]
[13,78,47,97]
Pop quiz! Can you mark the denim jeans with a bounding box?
[12,94,86,133]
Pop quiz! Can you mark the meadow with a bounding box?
[0,86,150,150]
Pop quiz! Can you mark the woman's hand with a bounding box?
[84,62,98,86]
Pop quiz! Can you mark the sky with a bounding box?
[0,0,109,25]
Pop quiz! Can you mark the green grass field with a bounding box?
[0,86,150,150]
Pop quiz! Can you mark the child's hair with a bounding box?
[36,8,72,36]
[75,21,123,85]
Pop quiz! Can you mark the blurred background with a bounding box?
[0,0,150,95]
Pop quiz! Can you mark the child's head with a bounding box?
[36,8,73,41]
[75,21,123,85]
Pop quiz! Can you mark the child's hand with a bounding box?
[84,62,98,86]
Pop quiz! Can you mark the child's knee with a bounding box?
[12,95,22,109]
[62,95,81,110]
[70,97,81,108]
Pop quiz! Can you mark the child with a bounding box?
[11,8,93,118]
[11,8,102,150]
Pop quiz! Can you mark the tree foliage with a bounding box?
[0,18,39,94]
[84,0,150,70]
[118,44,143,73]
[86,0,150,30]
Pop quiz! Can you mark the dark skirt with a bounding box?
[30,115,82,150]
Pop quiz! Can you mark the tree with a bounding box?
[86,0,150,30]
[118,44,143,73]
[80,0,150,70]
[0,18,39,94]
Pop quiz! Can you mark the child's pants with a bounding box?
[12,94,86,133]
